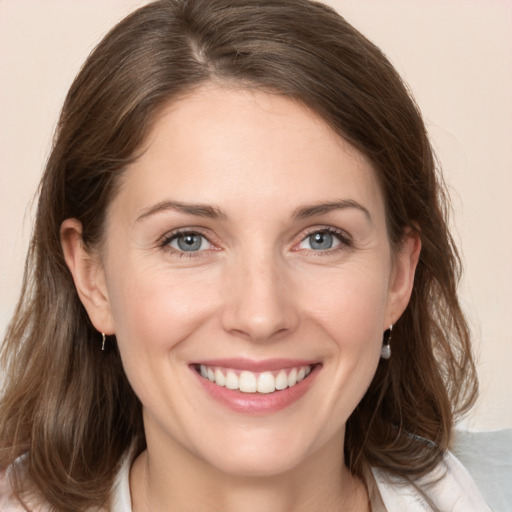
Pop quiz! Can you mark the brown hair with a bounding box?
[0,0,477,509]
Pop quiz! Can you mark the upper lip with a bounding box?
[191,358,318,372]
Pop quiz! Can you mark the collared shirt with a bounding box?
[109,450,490,512]
[1,451,491,511]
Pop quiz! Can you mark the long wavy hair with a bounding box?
[0,0,477,510]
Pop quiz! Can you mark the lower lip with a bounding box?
[192,365,320,414]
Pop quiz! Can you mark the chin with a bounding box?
[193,430,318,478]
[210,453,306,479]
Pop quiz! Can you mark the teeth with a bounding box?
[225,370,239,390]
[214,368,225,387]
[239,371,257,393]
[198,364,313,394]
[275,370,288,390]
[257,372,275,394]
[288,368,297,387]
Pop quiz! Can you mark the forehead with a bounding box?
[113,84,384,222]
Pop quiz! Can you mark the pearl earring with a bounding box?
[381,325,392,360]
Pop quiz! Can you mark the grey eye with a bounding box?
[299,231,341,251]
[309,232,333,250]
[170,233,208,252]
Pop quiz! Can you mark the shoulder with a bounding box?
[1,452,132,512]
[0,468,26,512]
[0,467,49,512]
[109,450,133,512]
[371,451,491,511]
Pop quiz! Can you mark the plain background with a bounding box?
[0,0,511,431]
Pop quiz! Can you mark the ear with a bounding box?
[385,228,421,327]
[60,218,115,335]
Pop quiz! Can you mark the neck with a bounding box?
[130,432,370,512]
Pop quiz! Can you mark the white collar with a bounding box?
[109,451,490,512]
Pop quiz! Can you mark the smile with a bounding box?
[198,364,313,394]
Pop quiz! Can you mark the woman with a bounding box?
[0,0,489,510]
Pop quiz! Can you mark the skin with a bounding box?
[61,84,420,512]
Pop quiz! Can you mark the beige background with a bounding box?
[1,0,511,431]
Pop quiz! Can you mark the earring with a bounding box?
[101,332,106,351]
[380,325,392,359]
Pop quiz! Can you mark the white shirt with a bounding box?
[1,451,491,511]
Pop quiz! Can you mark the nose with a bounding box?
[220,252,299,343]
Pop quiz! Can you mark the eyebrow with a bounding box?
[135,198,371,224]
[293,199,372,222]
[135,200,227,223]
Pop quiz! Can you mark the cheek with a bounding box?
[301,262,391,345]
[106,262,221,357]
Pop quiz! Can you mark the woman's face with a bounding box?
[68,84,418,477]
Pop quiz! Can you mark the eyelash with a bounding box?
[159,226,352,258]
[296,226,352,254]
[160,228,215,258]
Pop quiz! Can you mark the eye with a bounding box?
[167,232,210,252]
[297,229,346,251]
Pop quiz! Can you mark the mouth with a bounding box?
[190,358,321,413]
[194,363,315,394]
